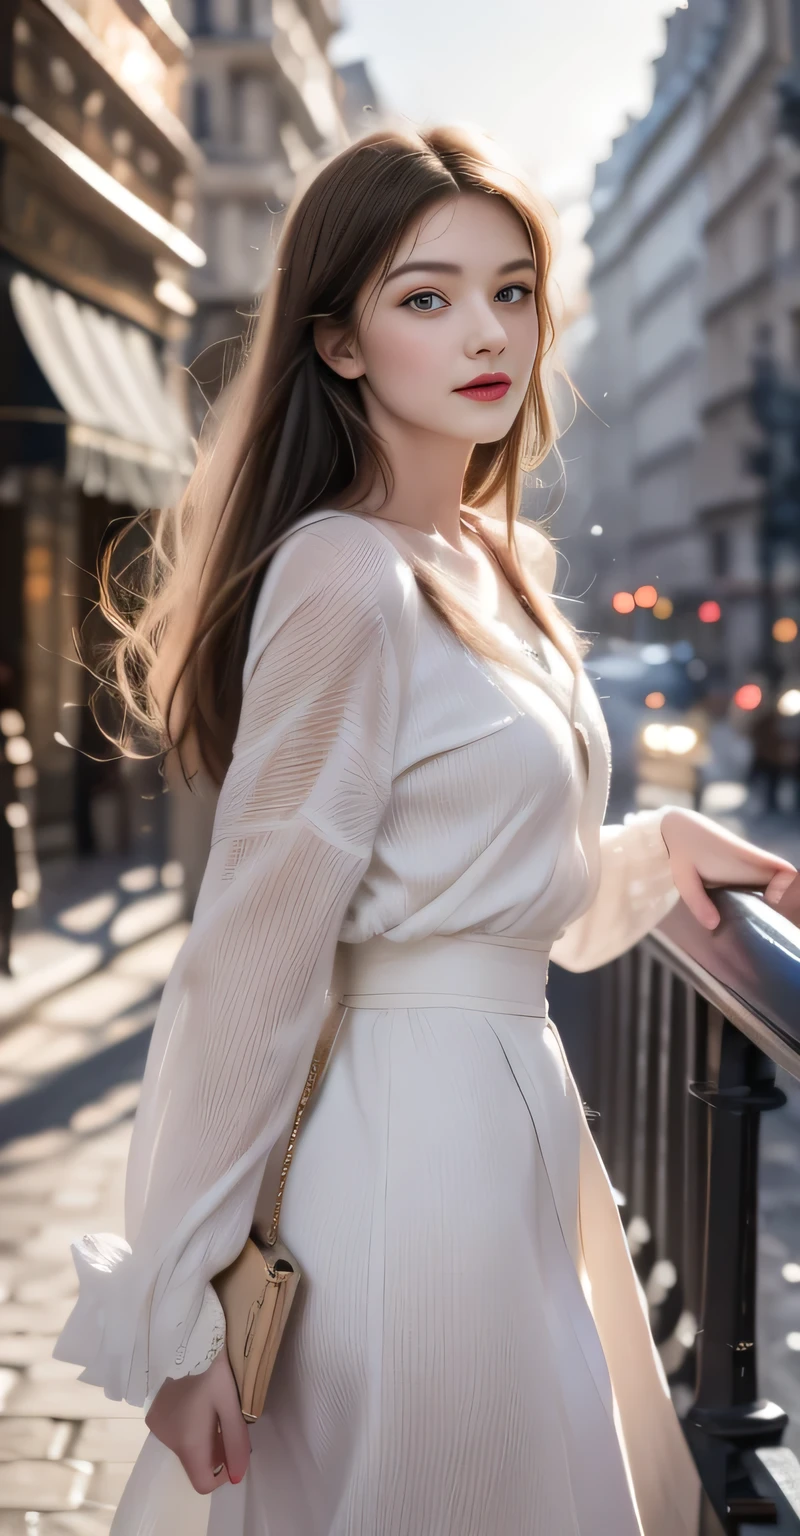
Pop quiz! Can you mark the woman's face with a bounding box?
[319,192,541,445]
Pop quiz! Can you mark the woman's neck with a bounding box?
[345,409,473,549]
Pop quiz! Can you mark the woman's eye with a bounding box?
[495,285,531,304]
[403,292,448,313]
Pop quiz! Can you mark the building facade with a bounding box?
[174,0,349,411]
[699,0,800,685]
[574,0,800,697]
[573,0,724,652]
[0,0,203,875]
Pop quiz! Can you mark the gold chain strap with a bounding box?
[263,1001,344,1248]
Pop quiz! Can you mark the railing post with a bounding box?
[685,1012,788,1525]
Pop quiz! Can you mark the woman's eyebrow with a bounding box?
[384,256,536,283]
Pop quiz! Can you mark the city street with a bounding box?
[0,840,797,1529]
[0,857,188,1532]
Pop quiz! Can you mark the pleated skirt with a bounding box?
[202,934,711,1536]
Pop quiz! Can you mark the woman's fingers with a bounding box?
[217,1386,252,1485]
[697,837,792,890]
[662,809,796,904]
[673,861,721,931]
[210,1420,228,1484]
[764,868,798,907]
[178,1412,231,1494]
[143,1350,246,1496]
[214,1400,248,1480]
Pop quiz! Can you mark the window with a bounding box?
[790,0,800,57]
[762,205,778,269]
[711,529,729,578]
[193,79,211,140]
[793,182,800,250]
[192,0,212,34]
[791,310,800,370]
[230,74,244,145]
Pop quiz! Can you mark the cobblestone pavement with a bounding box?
[0,848,798,1530]
[757,1068,800,1462]
[0,854,188,1534]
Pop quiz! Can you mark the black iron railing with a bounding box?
[550,891,800,1533]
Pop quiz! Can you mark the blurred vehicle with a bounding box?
[636,707,711,811]
[742,687,800,815]
[587,640,711,812]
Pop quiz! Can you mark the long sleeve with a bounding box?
[53,521,404,1407]
[549,807,680,975]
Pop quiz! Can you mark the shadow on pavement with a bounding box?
[0,1013,154,1151]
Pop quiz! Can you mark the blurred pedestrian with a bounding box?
[748,697,793,813]
[74,703,132,858]
[0,665,19,974]
[787,703,800,813]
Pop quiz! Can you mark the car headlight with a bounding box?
[641,723,700,756]
[666,726,698,756]
[642,723,669,752]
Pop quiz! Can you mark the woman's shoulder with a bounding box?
[471,507,558,596]
[513,516,558,596]
[246,510,418,673]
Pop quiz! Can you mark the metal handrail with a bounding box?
[550,889,800,1531]
[655,891,800,1081]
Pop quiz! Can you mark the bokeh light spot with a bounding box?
[645,692,665,710]
[612,591,635,615]
[634,585,658,609]
[773,617,798,644]
[698,600,721,624]
[0,709,25,737]
[4,736,33,765]
[653,597,673,620]
[734,684,762,711]
[778,690,800,718]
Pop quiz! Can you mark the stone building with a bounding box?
[336,58,383,141]
[173,0,350,410]
[571,0,725,652]
[0,0,203,872]
[573,0,800,694]
[698,0,800,685]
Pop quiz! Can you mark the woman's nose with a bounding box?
[464,300,508,356]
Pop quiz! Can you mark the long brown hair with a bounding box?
[97,122,586,786]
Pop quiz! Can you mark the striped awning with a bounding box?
[9,271,195,510]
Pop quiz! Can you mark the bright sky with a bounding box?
[331,0,680,307]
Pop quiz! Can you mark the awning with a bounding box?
[9,271,195,510]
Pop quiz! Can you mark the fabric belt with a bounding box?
[337,932,551,1018]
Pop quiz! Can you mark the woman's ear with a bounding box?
[313,318,365,381]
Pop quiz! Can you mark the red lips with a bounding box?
[454,372,512,402]
[457,373,511,389]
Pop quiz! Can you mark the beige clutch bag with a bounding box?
[211,996,345,1421]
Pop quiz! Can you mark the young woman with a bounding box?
[53,125,795,1536]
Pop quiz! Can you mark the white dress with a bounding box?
[53,507,718,1536]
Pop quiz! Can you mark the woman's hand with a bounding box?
[144,1345,251,1494]
[660,807,797,931]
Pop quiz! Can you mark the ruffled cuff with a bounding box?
[52,1231,226,1408]
[620,805,681,925]
[170,1283,227,1384]
[51,1234,140,1402]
